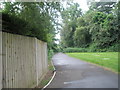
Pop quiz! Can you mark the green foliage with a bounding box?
[63,47,87,53]
[60,1,119,52]
[48,49,54,60]
[87,41,120,52]
[87,43,98,52]
[90,11,119,49]
[107,43,120,52]
[2,2,60,42]
[89,1,116,14]
[74,26,91,47]
[92,12,107,24]
[2,2,62,60]
[60,2,82,47]
[77,17,86,26]
[2,12,30,35]
[2,1,120,55]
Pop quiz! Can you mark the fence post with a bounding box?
[0,31,2,89]
[45,43,48,71]
[35,38,38,86]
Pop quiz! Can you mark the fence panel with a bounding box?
[2,32,48,88]
[0,31,2,89]
[35,39,48,85]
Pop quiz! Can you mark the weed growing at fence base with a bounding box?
[67,52,119,72]
[37,60,54,88]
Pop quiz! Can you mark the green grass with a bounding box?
[48,60,54,71]
[66,52,119,72]
[37,60,54,88]
[39,77,51,87]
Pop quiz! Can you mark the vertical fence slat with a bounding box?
[35,38,38,86]
[2,32,48,88]
[13,34,15,88]
[2,32,5,88]
[0,31,2,89]
[11,33,13,88]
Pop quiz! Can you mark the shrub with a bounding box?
[107,43,120,52]
[2,12,30,35]
[48,49,54,60]
[63,47,87,53]
[87,43,98,52]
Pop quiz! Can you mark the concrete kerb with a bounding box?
[41,60,56,90]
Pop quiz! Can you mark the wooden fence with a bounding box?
[0,31,2,90]
[1,32,48,88]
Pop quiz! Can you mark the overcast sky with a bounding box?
[74,0,89,11]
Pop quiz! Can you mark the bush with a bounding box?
[48,49,54,60]
[87,43,98,52]
[63,47,87,53]
[2,12,47,42]
[2,12,30,35]
[63,42,120,53]
[107,43,120,52]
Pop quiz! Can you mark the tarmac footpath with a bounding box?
[46,53,118,89]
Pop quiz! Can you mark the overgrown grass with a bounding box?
[48,60,54,71]
[67,52,119,72]
[37,60,54,88]
[39,77,51,87]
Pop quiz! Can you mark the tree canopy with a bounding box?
[60,1,120,52]
[2,1,120,53]
[2,2,62,53]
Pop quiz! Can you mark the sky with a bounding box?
[55,0,89,44]
[74,0,89,11]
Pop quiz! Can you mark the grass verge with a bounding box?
[36,60,54,88]
[66,52,119,73]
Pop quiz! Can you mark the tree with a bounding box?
[60,2,82,47]
[2,2,62,53]
[74,26,91,47]
[60,0,119,52]
[88,0,116,14]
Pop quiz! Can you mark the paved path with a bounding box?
[47,53,118,88]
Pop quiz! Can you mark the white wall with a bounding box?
[2,32,48,88]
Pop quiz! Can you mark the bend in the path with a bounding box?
[47,53,118,88]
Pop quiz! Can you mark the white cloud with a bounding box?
[73,0,89,12]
